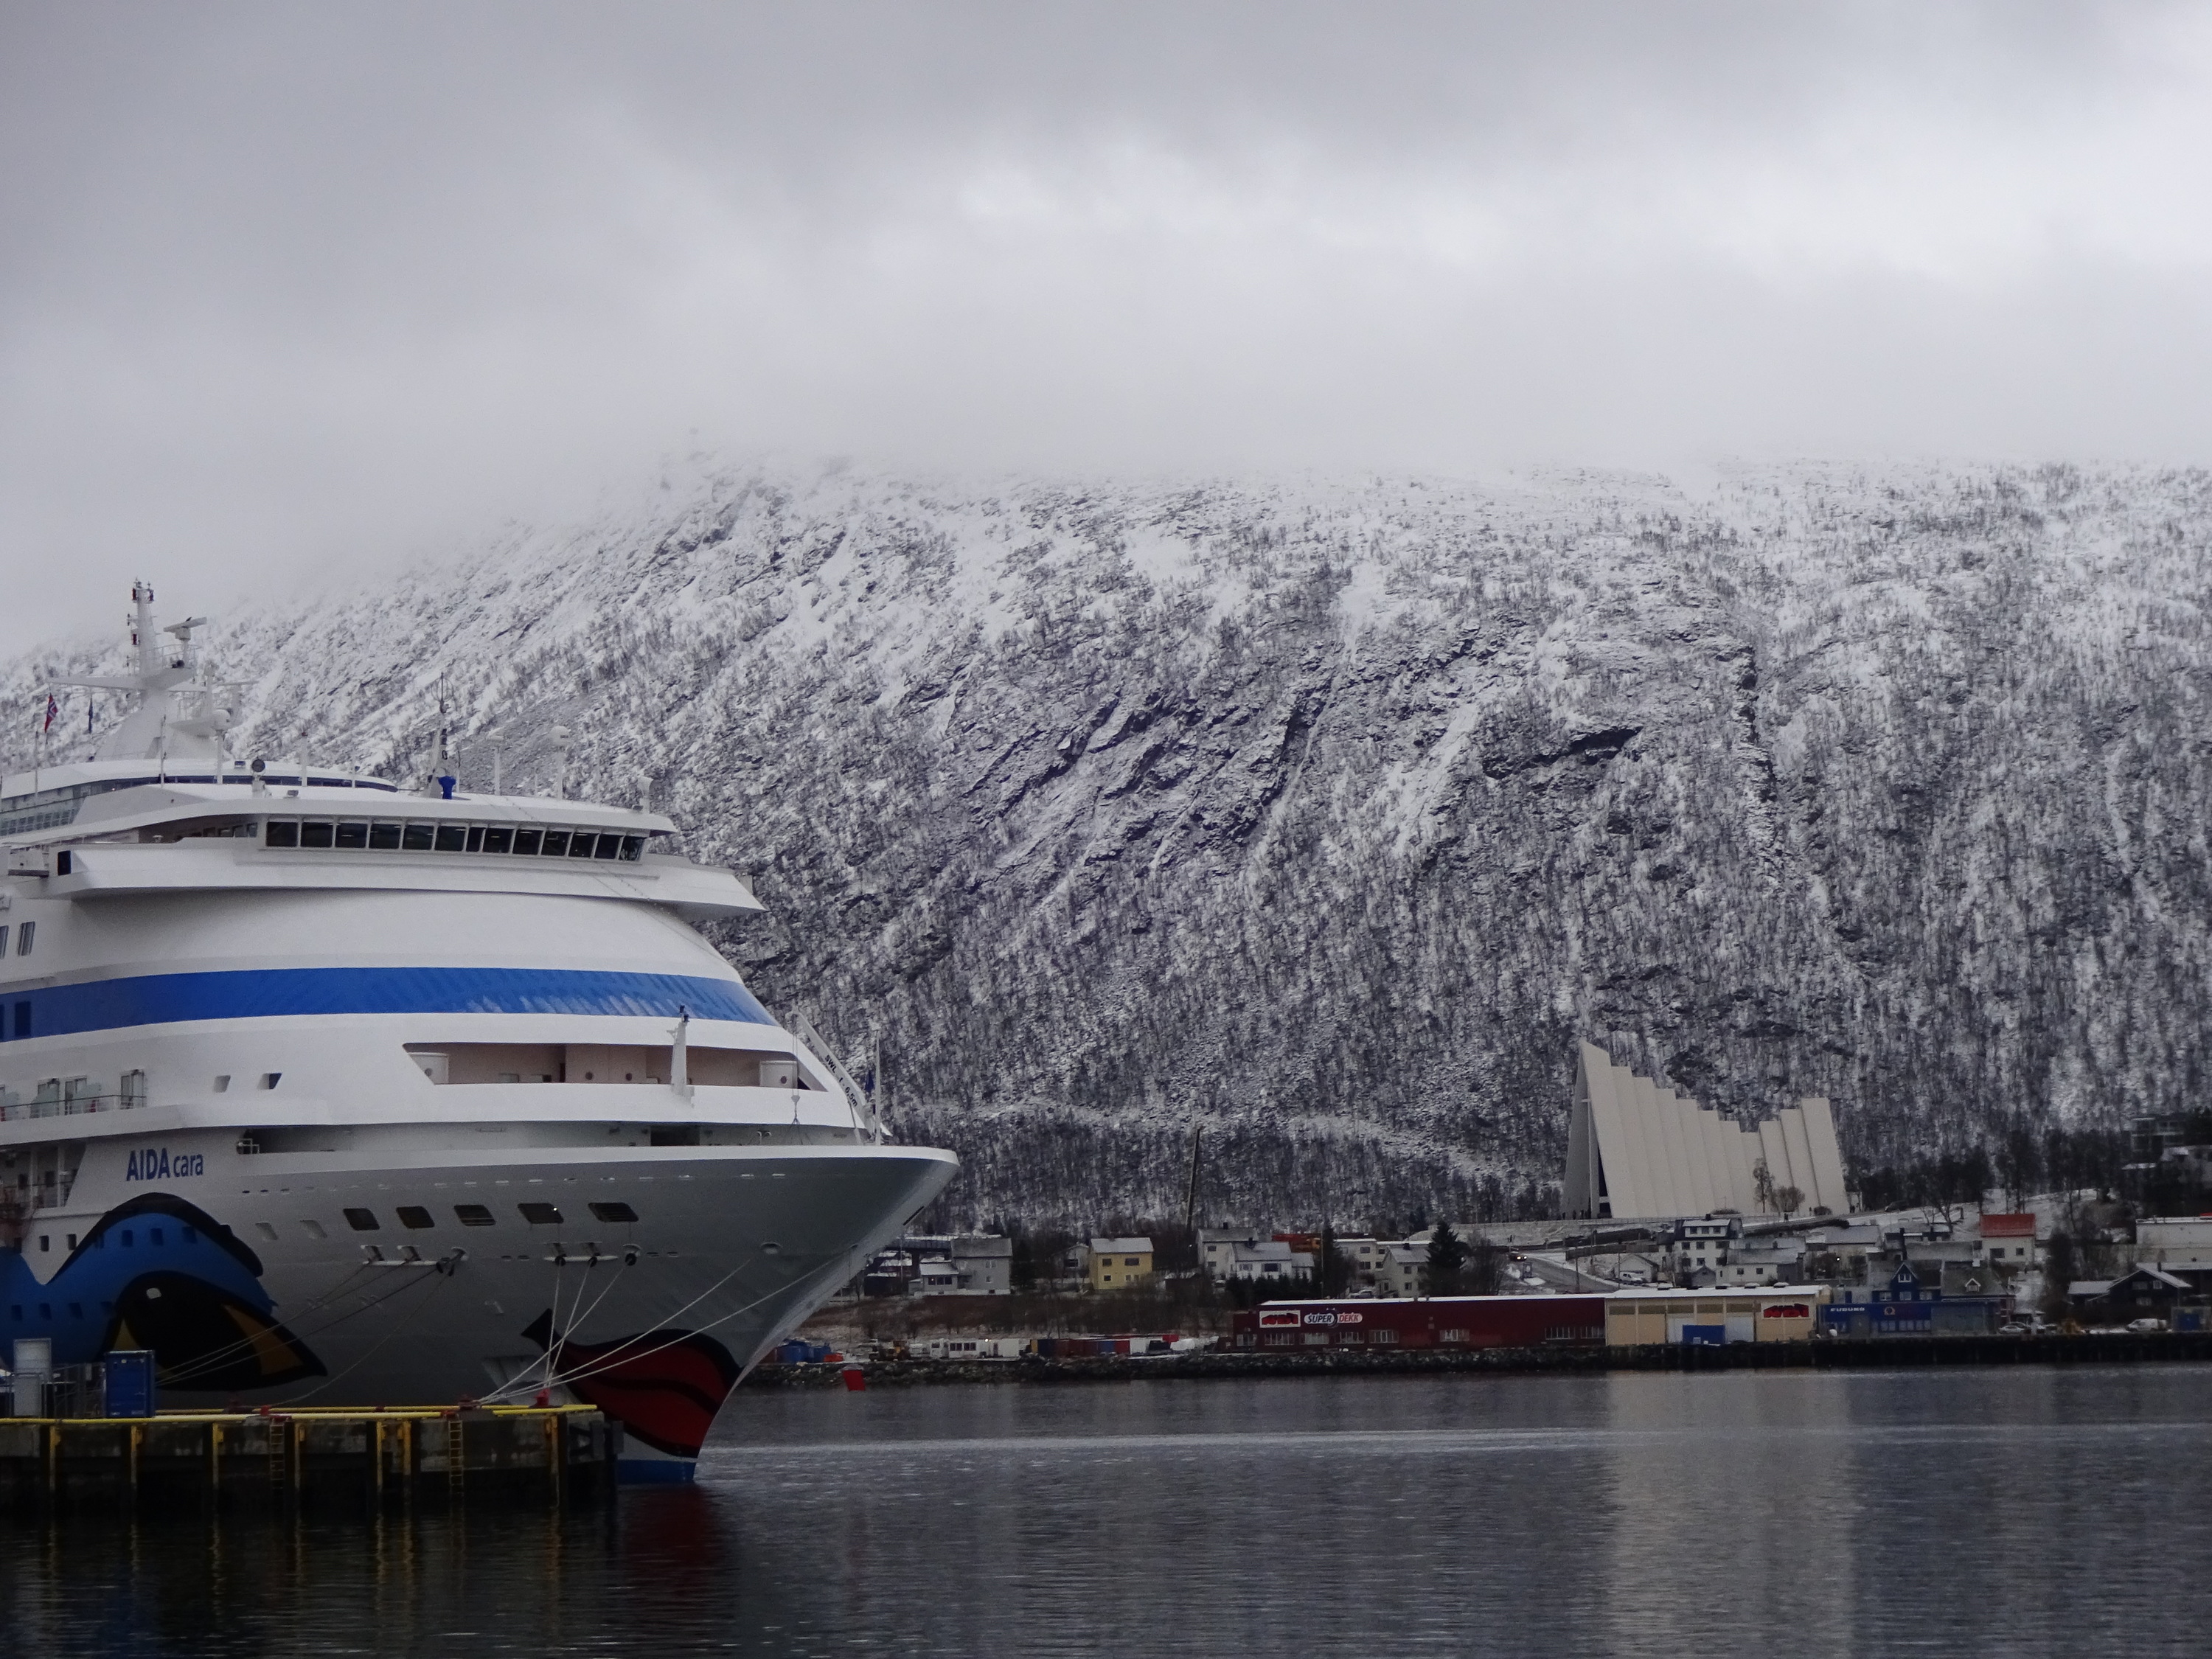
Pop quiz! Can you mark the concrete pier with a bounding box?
[0,1404,619,1506]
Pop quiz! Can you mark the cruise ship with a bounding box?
[0,585,956,1478]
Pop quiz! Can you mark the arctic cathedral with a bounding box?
[1563,1042,1849,1221]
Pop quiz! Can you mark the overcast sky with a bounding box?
[4,1,2210,654]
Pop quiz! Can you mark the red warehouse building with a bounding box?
[1227,1295,1607,1351]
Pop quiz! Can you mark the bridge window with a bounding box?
[397,1206,435,1229]
[399,823,434,852]
[512,829,541,855]
[344,1208,379,1231]
[453,1204,495,1227]
[15,922,32,956]
[539,831,570,857]
[518,1202,563,1225]
[589,1202,637,1223]
[300,821,333,846]
[482,826,513,854]
[264,820,299,847]
[335,821,369,849]
[434,824,467,852]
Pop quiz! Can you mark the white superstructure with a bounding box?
[0,585,956,1478]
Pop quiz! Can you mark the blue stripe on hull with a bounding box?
[0,967,773,1039]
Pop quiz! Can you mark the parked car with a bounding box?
[1999,1314,2055,1336]
[1615,1269,1650,1285]
[2126,1317,2168,1334]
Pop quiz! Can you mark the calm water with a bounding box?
[7,1367,2212,1656]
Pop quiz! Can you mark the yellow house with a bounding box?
[1088,1237,1154,1291]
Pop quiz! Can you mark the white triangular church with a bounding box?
[1563,1041,1848,1220]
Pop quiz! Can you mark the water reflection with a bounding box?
[5,1368,2212,1656]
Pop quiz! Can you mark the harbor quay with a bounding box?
[0,1402,619,1508]
[748,1284,2212,1386]
[746,1323,2212,1387]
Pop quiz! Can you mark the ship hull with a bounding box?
[7,1136,954,1478]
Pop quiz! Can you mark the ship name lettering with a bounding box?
[125,1147,204,1182]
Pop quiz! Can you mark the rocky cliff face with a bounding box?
[10,460,2212,1230]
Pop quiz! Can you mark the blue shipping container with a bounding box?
[105,1349,156,1418]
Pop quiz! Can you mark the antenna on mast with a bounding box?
[422,672,456,799]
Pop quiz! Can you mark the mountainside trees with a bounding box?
[10,459,2211,1227]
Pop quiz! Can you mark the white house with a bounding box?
[1377,1244,1432,1298]
[1224,1239,1315,1283]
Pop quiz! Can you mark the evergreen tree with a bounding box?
[1318,1222,1349,1297]
[1427,1218,1470,1296]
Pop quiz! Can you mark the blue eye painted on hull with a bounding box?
[0,1194,322,1388]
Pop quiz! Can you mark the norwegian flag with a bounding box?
[41,692,58,734]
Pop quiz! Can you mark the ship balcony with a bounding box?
[0,1069,147,1123]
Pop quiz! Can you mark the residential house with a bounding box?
[1717,1235,1803,1287]
[1224,1239,1314,1284]
[951,1234,1014,1295]
[2070,1265,2194,1325]
[1670,1218,1741,1285]
[1377,1243,1433,1298]
[1088,1237,1155,1291]
[1979,1212,2039,1268]
[908,1258,963,1295]
[1800,1222,1882,1282]
[1199,1228,1258,1281]
[886,1234,1014,1296]
[1333,1237,1389,1287]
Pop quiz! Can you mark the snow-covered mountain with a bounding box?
[9,459,2211,1231]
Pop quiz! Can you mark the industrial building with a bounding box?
[1564,1041,1849,1221]
[1225,1295,1608,1351]
[1603,1287,1829,1345]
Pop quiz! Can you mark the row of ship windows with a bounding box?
[0,923,32,959]
[335,1199,635,1231]
[14,1220,197,1255]
[6,1200,640,1262]
[262,821,645,861]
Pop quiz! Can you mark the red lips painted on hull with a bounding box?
[523,1311,741,1459]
